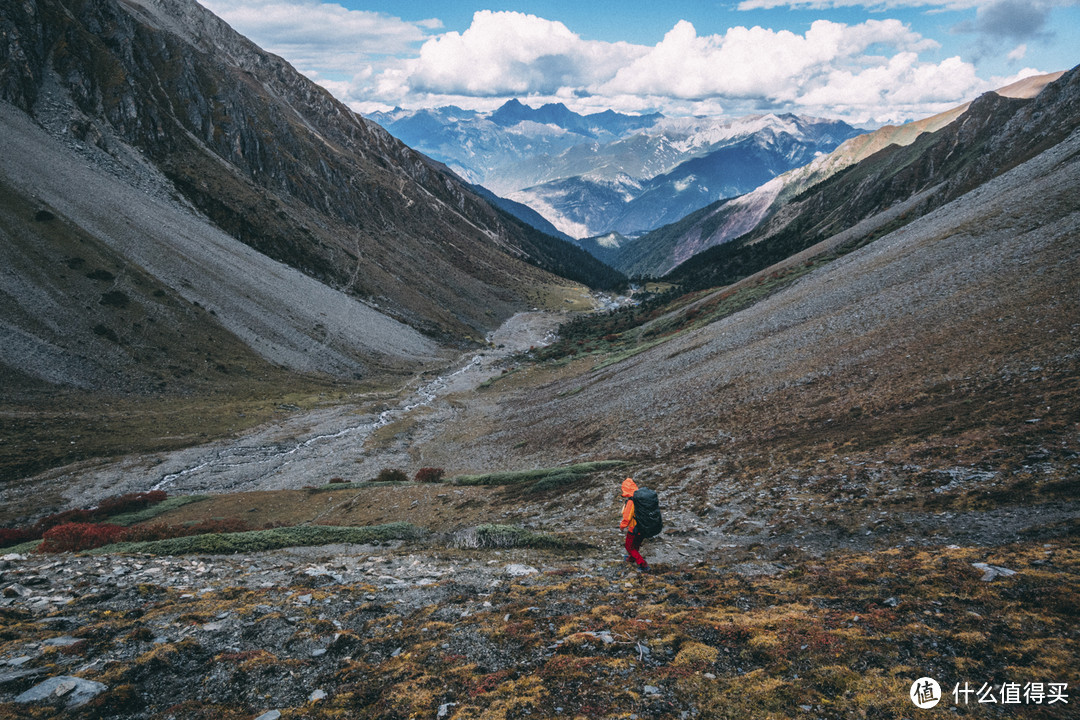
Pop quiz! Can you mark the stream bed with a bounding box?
[51,311,566,508]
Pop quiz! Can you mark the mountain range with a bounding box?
[372,103,860,239]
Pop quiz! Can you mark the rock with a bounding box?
[14,675,107,708]
[0,668,48,689]
[972,563,1018,582]
[505,564,538,577]
[254,712,282,720]
[644,685,661,695]
[3,584,32,598]
[309,688,326,702]
[438,702,458,718]
[41,636,81,647]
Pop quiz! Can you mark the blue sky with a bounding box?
[198,0,1079,124]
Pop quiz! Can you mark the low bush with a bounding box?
[453,461,627,490]
[122,518,251,543]
[108,495,208,526]
[376,468,409,483]
[0,527,39,549]
[96,490,167,517]
[2,491,173,548]
[40,522,126,553]
[414,467,445,483]
[90,523,427,556]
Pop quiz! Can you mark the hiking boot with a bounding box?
[637,563,649,573]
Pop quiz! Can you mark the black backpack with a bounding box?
[632,488,663,538]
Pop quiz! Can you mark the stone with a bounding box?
[505,564,538,577]
[3,584,31,598]
[254,712,282,720]
[972,563,1018,582]
[14,675,107,708]
[41,636,81,647]
[309,688,326,702]
[0,668,47,689]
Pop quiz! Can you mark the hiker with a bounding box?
[620,477,662,571]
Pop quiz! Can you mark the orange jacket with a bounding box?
[620,478,638,531]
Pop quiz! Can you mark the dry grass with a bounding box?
[1,538,1075,719]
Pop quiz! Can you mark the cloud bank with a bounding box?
[200,1,1052,124]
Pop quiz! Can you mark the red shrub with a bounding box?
[32,491,168,534]
[0,527,40,548]
[414,467,445,483]
[121,523,173,543]
[40,523,126,553]
[95,490,167,517]
[35,509,94,532]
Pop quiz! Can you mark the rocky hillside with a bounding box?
[0,0,620,350]
[0,485,1076,719]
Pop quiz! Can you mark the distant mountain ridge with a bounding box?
[373,102,859,240]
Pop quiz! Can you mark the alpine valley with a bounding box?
[0,0,1078,718]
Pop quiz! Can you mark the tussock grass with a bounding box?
[452,461,627,490]
[89,522,425,556]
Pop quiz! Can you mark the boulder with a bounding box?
[14,675,107,708]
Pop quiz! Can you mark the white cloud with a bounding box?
[597,19,936,102]
[799,53,982,105]
[197,0,437,75]
[200,0,1050,124]
[405,10,644,96]
[739,0,983,9]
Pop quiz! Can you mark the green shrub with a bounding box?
[90,523,426,556]
[453,461,626,488]
[527,472,580,493]
[376,468,409,483]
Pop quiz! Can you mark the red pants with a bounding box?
[625,531,646,566]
